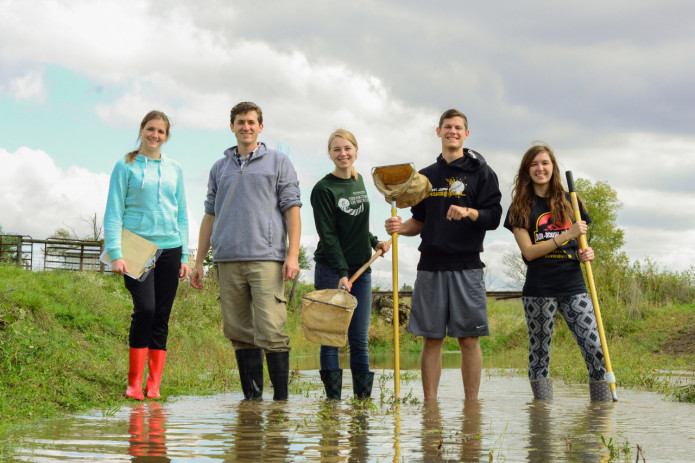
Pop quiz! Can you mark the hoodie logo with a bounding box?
[338,197,365,216]
[428,177,467,198]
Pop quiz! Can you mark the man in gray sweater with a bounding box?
[191,102,302,401]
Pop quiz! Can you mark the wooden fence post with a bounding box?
[16,236,23,266]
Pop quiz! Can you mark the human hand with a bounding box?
[190,265,204,290]
[578,247,594,263]
[376,240,391,255]
[446,205,471,221]
[338,276,352,292]
[569,221,588,240]
[111,258,129,276]
[385,216,402,234]
[179,263,191,280]
[283,255,300,282]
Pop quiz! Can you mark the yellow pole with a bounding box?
[391,199,400,397]
[393,402,401,462]
[566,172,617,401]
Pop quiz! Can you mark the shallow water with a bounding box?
[11,362,695,462]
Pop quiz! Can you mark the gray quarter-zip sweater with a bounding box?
[204,143,302,262]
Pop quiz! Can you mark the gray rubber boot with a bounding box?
[319,369,343,400]
[530,377,553,400]
[589,380,613,402]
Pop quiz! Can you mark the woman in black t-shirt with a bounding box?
[504,144,611,402]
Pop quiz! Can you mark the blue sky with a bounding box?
[2,0,694,288]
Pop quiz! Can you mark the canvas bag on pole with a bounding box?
[372,163,432,397]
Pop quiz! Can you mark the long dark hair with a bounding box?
[126,110,171,163]
[508,144,573,229]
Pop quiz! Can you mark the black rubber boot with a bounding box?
[319,369,343,400]
[235,348,263,400]
[265,351,289,401]
[352,371,374,399]
[589,380,613,402]
[530,377,553,400]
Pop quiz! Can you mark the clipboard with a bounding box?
[100,229,161,281]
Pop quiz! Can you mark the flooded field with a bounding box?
[8,356,695,461]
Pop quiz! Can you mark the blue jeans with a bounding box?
[314,262,372,373]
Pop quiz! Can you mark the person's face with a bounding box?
[140,118,168,151]
[329,136,357,170]
[436,116,469,151]
[529,151,553,186]
[231,110,263,146]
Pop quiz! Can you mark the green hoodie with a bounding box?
[311,173,379,278]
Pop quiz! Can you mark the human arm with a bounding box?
[174,163,190,266]
[103,160,128,263]
[511,221,588,262]
[446,205,479,222]
[384,216,424,236]
[311,185,350,279]
[468,167,503,230]
[283,205,301,282]
[191,213,214,290]
[174,163,190,279]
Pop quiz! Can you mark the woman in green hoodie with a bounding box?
[104,110,190,400]
[311,129,390,399]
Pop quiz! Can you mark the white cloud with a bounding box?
[0,147,110,238]
[1,0,694,284]
[8,70,46,102]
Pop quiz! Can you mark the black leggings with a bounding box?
[124,247,182,349]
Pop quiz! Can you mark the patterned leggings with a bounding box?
[522,293,606,382]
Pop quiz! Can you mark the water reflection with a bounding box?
[526,400,553,462]
[225,401,290,461]
[11,370,695,462]
[347,402,370,462]
[128,402,169,461]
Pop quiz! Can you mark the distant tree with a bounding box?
[81,213,103,241]
[400,283,413,292]
[502,252,526,288]
[575,178,625,259]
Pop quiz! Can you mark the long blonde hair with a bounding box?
[126,110,171,163]
[327,129,358,180]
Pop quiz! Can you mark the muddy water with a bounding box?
[11,362,695,462]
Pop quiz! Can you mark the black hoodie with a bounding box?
[411,149,502,271]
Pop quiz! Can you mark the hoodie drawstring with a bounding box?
[140,156,163,203]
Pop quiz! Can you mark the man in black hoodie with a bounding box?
[385,109,502,400]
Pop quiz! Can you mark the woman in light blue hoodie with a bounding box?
[104,110,190,400]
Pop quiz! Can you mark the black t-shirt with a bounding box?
[503,195,591,297]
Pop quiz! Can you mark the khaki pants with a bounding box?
[217,261,290,351]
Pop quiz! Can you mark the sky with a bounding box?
[1,0,694,289]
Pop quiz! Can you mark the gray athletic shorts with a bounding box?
[408,269,489,338]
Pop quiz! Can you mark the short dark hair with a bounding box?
[438,109,468,130]
[230,101,263,125]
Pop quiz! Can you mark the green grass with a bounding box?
[1,263,694,437]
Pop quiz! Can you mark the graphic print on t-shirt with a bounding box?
[428,177,467,198]
[534,212,575,259]
[337,189,368,216]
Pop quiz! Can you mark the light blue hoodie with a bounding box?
[104,154,189,263]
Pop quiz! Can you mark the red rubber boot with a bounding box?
[145,349,167,399]
[126,347,148,400]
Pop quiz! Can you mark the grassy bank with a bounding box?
[1,264,694,432]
